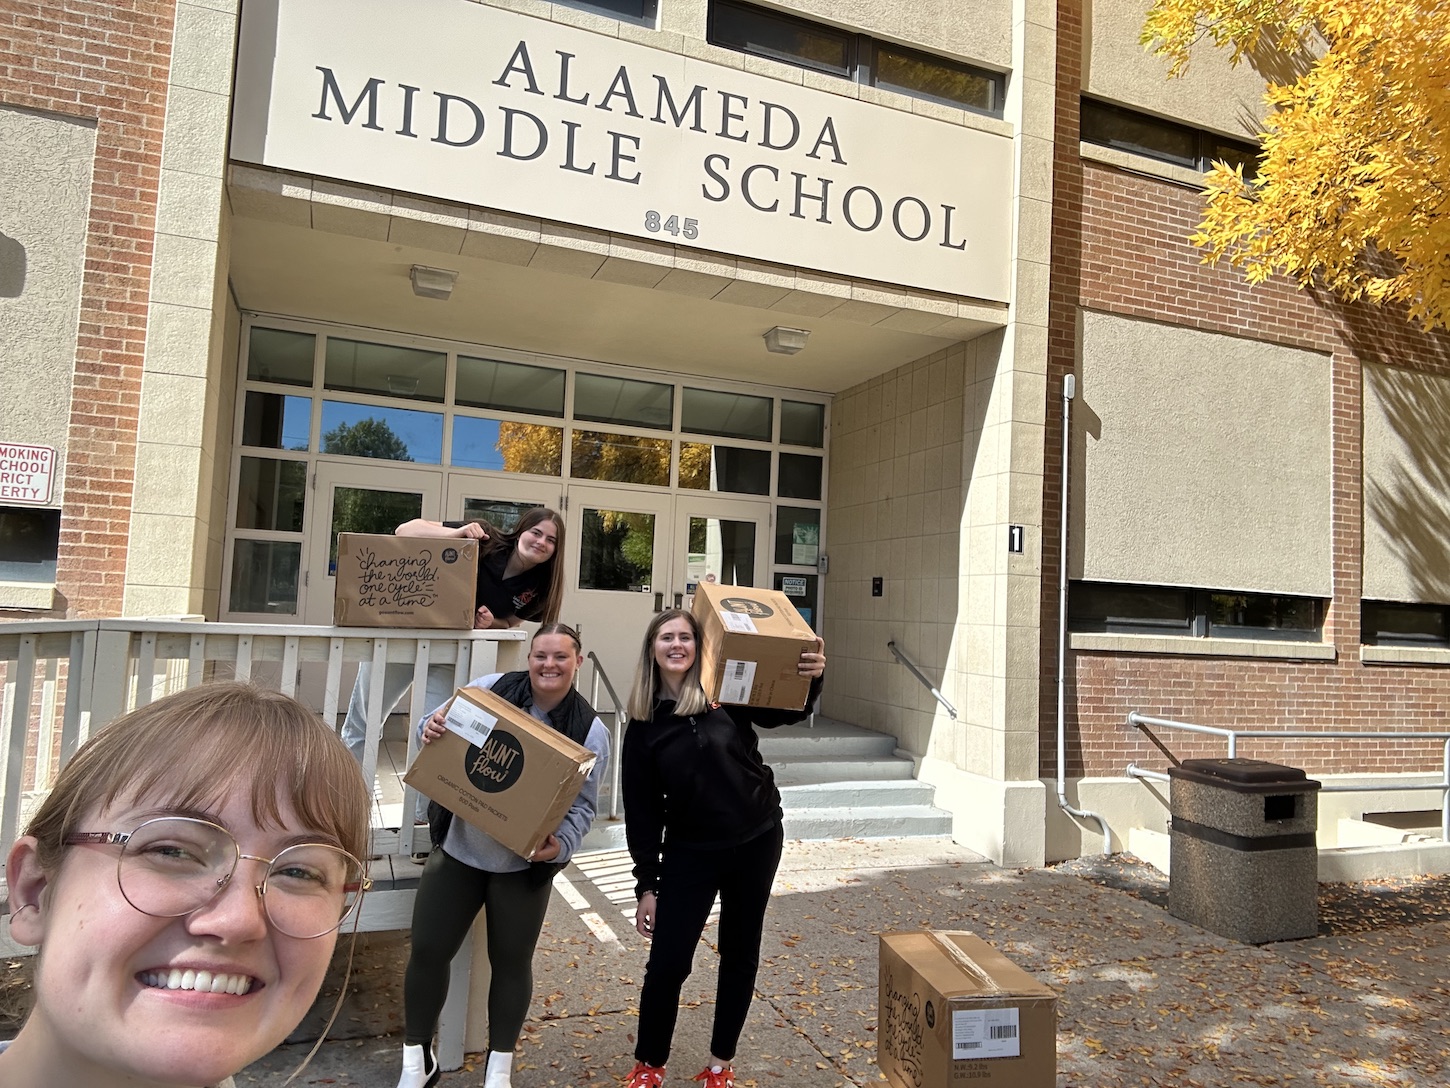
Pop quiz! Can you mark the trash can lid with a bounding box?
[1169,757,1321,792]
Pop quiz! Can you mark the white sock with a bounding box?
[484,1050,514,1088]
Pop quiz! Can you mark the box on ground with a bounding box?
[404,687,596,859]
[878,930,1057,1088]
[691,582,817,709]
[334,532,478,629]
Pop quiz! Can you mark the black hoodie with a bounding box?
[623,676,823,899]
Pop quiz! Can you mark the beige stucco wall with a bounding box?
[1072,311,1332,596]
[0,105,96,501]
[123,0,240,617]
[1086,0,1269,138]
[824,343,968,752]
[1362,364,1450,605]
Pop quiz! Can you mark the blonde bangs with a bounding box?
[29,683,370,869]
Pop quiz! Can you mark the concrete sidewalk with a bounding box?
[235,838,1450,1088]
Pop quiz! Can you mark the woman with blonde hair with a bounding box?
[0,681,372,1088]
[621,608,825,1088]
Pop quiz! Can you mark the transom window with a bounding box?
[708,1,1004,117]
[1362,601,1450,647]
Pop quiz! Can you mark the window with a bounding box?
[1081,98,1261,179]
[709,1,1004,116]
[0,506,61,584]
[1362,601,1450,647]
[1070,582,1322,641]
[556,0,656,25]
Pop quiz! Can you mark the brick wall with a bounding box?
[1,1,177,617]
[1044,0,1450,779]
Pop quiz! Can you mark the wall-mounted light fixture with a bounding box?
[763,326,810,355]
[410,264,458,300]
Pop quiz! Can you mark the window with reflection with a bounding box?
[229,540,301,614]
[681,387,772,441]
[327,486,423,570]
[578,507,655,591]
[320,402,443,464]
[453,416,563,475]
[0,506,61,584]
[571,429,670,486]
[242,392,311,451]
[462,499,543,533]
[324,338,446,403]
[778,453,823,500]
[457,356,565,418]
[775,506,820,566]
[679,442,770,494]
[780,400,825,447]
[235,457,307,532]
[685,517,756,588]
[575,373,673,429]
[247,328,315,387]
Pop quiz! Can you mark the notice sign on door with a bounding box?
[0,443,56,505]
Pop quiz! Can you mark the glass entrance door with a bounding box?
[675,496,771,612]
[303,462,442,625]
[564,484,672,701]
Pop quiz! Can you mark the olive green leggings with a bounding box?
[403,848,555,1051]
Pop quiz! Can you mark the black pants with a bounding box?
[403,848,555,1052]
[634,823,784,1067]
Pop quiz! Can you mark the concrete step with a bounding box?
[777,778,940,807]
[755,720,900,760]
[770,755,917,786]
[783,805,954,841]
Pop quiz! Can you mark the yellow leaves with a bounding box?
[1143,0,1450,329]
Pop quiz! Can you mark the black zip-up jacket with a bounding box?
[623,676,824,900]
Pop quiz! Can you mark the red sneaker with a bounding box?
[692,1067,735,1088]
[626,1061,667,1087]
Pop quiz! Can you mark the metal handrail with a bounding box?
[886,640,957,719]
[1126,711,1450,842]
[585,651,629,821]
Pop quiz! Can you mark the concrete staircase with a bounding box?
[583,716,952,849]
[763,717,954,840]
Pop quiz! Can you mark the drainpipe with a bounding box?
[1056,372,1112,853]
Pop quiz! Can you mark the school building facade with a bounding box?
[5,0,1450,866]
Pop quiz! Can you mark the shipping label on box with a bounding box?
[334,532,478,629]
[691,582,818,710]
[879,931,1057,1088]
[404,687,596,858]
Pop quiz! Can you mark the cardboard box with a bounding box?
[333,532,478,629]
[404,687,596,859]
[878,931,1057,1088]
[691,582,818,710]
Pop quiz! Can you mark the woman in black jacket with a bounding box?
[621,608,825,1088]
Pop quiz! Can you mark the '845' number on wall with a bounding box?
[645,211,698,239]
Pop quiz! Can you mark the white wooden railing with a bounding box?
[0,617,527,868]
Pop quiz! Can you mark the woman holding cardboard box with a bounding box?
[395,623,608,1088]
[339,509,567,841]
[621,609,825,1088]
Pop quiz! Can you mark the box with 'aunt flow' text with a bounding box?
[878,930,1057,1088]
[404,686,595,859]
[691,582,818,710]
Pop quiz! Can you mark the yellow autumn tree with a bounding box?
[1141,0,1450,329]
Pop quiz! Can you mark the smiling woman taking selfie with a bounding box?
[621,608,825,1088]
[0,682,372,1088]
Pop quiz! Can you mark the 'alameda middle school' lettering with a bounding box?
[232,0,1013,299]
[311,43,971,251]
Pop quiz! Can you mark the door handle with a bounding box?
[673,592,683,609]
[653,591,664,613]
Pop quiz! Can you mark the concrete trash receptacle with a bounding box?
[1168,757,1321,944]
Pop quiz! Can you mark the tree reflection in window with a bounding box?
[571,429,670,486]
[579,508,655,591]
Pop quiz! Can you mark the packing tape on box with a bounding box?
[928,931,1002,993]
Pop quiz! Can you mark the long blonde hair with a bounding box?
[626,609,711,720]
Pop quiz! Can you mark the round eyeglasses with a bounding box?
[63,816,371,939]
